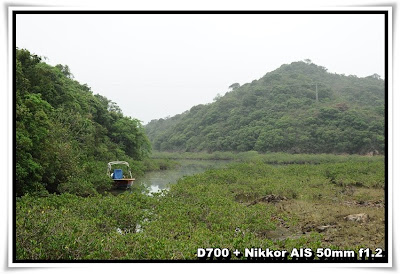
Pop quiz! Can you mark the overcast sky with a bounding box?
[16,13,385,124]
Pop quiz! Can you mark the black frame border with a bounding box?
[12,9,390,264]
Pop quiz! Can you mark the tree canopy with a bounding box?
[16,48,151,196]
[145,61,385,155]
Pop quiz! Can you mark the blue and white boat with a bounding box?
[107,161,135,189]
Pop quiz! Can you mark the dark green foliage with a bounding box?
[16,157,384,260]
[146,61,384,154]
[111,116,151,159]
[15,49,151,196]
[16,191,153,260]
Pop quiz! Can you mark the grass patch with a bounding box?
[152,151,384,164]
[142,157,180,171]
[16,157,385,260]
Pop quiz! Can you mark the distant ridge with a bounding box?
[145,61,384,154]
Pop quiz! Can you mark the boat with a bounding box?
[107,161,135,189]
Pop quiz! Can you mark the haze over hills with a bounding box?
[145,61,385,154]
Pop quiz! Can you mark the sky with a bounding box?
[16,13,385,124]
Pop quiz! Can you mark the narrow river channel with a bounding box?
[137,159,232,193]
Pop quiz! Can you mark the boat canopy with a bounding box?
[107,161,132,178]
[108,161,130,169]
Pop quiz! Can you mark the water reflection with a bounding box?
[137,159,232,193]
[149,185,162,193]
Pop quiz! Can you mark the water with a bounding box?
[137,159,232,194]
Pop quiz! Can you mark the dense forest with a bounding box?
[145,61,385,154]
[16,49,151,197]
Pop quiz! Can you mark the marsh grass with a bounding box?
[152,151,384,164]
[16,156,385,260]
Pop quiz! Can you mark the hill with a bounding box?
[16,49,151,196]
[145,61,385,154]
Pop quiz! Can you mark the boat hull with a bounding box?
[112,178,135,190]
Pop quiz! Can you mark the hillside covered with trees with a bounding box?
[16,49,151,197]
[145,61,385,154]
